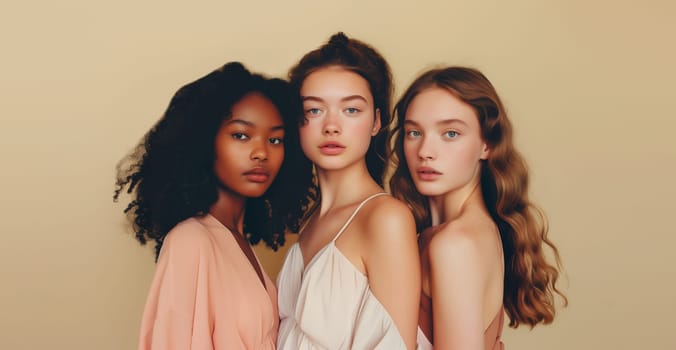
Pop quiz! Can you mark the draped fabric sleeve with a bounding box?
[137,220,218,350]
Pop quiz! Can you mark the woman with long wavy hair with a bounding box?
[114,62,312,349]
[389,67,567,350]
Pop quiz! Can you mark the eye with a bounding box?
[443,130,459,139]
[345,107,360,115]
[269,137,284,145]
[305,108,322,117]
[231,132,249,140]
[405,130,421,138]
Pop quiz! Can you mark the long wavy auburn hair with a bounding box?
[389,66,567,328]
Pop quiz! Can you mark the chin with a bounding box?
[239,185,272,198]
[413,184,446,197]
[312,159,350,171]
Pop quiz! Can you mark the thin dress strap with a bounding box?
[332,192,388,243]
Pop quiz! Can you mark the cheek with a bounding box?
[299,125,314,155]
[214,143,237,174]
[214,138,230,164]
[446,142,484,174]
[270,148,285,174]
[402,140,420,178]
[355,118,376,136]
[350,119,377,150]
[402,139,417,163]
[218,140,240,160]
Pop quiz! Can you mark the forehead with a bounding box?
[405,87,477,125]
[301,66,372,102]
[229,92,283,125]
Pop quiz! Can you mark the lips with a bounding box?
[243,167,270,183]
[318,141,345,155]
[416,166,442,181]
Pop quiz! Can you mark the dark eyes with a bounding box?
[232,133,283,145]
[232,133,248,140]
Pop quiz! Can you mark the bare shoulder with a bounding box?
[354,195,420,348]
[428,214,498,268]
[429,224,481,262]
[361,195,415,226]
[358,194,417,242]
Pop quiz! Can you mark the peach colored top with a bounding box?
[277,193,409,350]
[417,293,504,350]
[138,214,278,350]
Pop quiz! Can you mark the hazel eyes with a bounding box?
[403,130,460,139]
[305,108,321,116]
[303,107,363,117]
[405,130,421,138]
[444,130,459,138]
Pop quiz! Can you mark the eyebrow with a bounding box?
[302,95,368,103]
[404,118,468,126]
[226,118,285,131]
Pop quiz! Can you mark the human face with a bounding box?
[403,87,489,197]
[299,66,380,172]
[213,92,285,199]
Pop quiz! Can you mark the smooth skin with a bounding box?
[299,66,421,350]
[404,87,504,350]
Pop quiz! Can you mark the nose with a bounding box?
[251,139,268,162]
[417,137,436,160]
[322,111,341,135]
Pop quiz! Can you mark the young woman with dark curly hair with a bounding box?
[114,61,313,349]
[389,66,568,350]
[276,33,421,350]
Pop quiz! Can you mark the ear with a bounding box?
[371,108,381,136]
[480,142,490,160]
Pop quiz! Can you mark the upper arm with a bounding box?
[140,222,215,349]
[429,231,486,350]
[157,224,206,316]
[362,199,421,350]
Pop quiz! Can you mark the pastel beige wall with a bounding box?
[1,0,674,349]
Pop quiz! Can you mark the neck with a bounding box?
[209,188,246,234]
[315,160,381,216]
[428,179,485,225]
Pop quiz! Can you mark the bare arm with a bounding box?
[362,199,421,350]
[429,231,486,350]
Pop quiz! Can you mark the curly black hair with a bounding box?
[114,62,314,260]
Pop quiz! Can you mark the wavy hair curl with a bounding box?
[389,67,567,327]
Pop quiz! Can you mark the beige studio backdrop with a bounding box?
[1,0,674,349]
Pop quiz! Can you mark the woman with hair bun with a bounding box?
[389,66,568,349]
[115,61,313,349]
[276,33,421,350]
